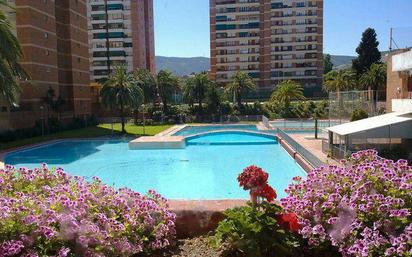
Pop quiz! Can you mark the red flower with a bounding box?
[275,213,301,233]
[253,184,277,202]
[237,165,268,190]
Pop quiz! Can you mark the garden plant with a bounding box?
[282,150,412,257]
[0,164,176,256]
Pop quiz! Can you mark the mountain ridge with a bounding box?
[156,54,356,76]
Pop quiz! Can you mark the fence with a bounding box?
[262,115,270,128]
[277,128,324,168]
[321,139,353,160]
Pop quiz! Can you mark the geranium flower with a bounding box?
[276,213,301,233]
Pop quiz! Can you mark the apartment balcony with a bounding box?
[216,0,236,5]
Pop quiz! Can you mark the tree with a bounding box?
[183,72,212,110]
[0,1,29,105]
[43,86,65,121]
[206,85,221,119]
[133,68,157,104]
[323,54,333,74]
[323,69,357,94]
[270,80,305,111]
[359,63,387,92]
[225,71,256,108]
[100,66,143,133]
[359,63,386,112]
[157,70,180,114]
[323,69,357,111]
[352,28,381,75]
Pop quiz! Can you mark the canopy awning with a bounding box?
[326,111,412,136]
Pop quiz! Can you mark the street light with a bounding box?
[141,104,146,135]
[40,106,45,136]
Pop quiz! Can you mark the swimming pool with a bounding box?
[4,135,305,200]
[173,124,276,136]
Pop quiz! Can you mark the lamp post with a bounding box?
[142,104,146,135]
[40,106,45,136]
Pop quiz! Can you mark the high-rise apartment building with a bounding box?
[210,0,323,98]
[87,0,155,82]
[0,0,91,131]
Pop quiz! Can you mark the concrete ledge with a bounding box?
[128,136,185,150]
[279,138,313,173]
[169,200,247,238]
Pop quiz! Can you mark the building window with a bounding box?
[44,32,48,39]
[77,57,81,63]
[45,50,50,56]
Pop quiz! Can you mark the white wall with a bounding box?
[392,99,412,112]
[392,50,412,72]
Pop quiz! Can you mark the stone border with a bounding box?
[169,199,247,238]
[278,137,313,173]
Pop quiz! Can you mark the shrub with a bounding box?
[350,108,368,121]
[213,202,300,257]
[0,165,176,256]
[281,150,412,257]
[213,166,302,257]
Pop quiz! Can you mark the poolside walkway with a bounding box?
[288,133,339,166]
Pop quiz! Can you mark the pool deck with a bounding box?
[288,133,339,166]
[129,136,185,149]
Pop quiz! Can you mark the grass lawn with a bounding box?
[0,124,172,152]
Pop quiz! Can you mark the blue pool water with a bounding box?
[5,135,305,200]
[173,124,276,136]
[187,132,276,145]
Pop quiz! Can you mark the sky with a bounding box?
[154,0,412,58]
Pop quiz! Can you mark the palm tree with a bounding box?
[0,1,29,104]
[183,72,212,110]
[225,71,256,108]
[133,68,157,104]
[359,63,386,98]
[323,69,357,94]
[270,80,305,110]
[157,70,180,113]
[323,69,357,105]
[100,66,143,133]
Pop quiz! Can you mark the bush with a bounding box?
[281,150,412,257]
[0,165,176,256]
[213,166,302,257]
[213,202,300,257]
[350,108,368,121]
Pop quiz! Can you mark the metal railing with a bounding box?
[322,139,351,160]
[277,128,325,168]
[262,115,270,128]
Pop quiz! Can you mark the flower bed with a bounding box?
[281,150,412,257]
[0,164,176,256]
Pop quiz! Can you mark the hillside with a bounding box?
[155,54,356,76]
[155,56,210,76]
[329,55,356,70]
